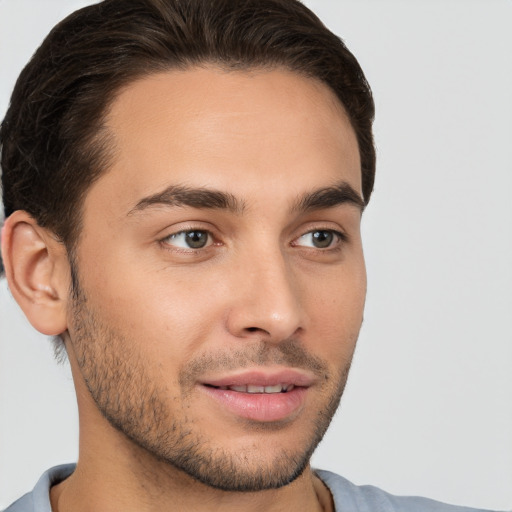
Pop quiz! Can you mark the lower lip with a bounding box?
[200,386,308,422]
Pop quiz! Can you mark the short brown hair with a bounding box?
[1,0,375,256]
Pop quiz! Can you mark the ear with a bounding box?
[1,211,70,335]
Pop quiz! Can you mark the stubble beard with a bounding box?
[69,280,356,492]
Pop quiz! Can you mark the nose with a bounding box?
[225,249,305,342]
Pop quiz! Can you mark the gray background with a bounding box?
[1,0,511,509]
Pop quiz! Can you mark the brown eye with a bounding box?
[184,231,209,248]
[164,230,212,249]
[295,230,341,249]
[311,230,334,248]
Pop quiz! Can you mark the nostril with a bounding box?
[244,326,272,336]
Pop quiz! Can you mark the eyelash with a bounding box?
[292,229,347,251]
[159,229,217,252]
[159,227,347,253]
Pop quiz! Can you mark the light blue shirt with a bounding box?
[4,464,501,512]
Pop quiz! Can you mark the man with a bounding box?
[0,1,502,511]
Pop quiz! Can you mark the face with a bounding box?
[67,67,366,491]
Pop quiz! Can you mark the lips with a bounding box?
[199,369,314,422]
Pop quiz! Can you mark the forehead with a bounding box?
[88,66,361,215]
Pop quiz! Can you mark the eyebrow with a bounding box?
[127,180,364,217]
[128,184,245,216]
[292,181,365,214]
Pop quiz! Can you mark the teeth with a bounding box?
[221,384,295,393]
[264,384,283,393]
[247,385,265,393]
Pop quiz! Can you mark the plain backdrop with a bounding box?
[0,0,511,509]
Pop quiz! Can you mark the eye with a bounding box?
[294,229,343,249]
[163,230,212,249]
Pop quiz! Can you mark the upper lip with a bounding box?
[200,367,317,388]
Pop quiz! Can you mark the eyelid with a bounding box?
[159,227,218,251]
[156,222,348,253]
[291,228,347,249]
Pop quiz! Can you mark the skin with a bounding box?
[2,67,366,512]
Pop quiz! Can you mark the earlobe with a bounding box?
[1,211,70,335]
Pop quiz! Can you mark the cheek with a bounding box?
[303,262,366,348]
[75,256,225,367]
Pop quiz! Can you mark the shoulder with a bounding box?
[3,493,33,512]
[315,469,502,512]
[3,464,75,512]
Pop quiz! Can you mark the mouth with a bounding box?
[199,369,313,423]
[205,383,296,394]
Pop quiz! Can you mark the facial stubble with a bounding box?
[68,281,356,492]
